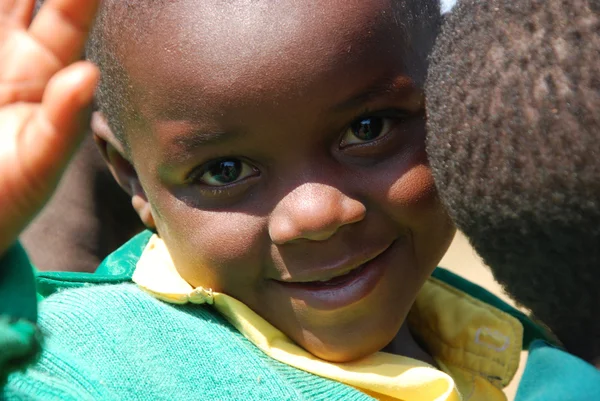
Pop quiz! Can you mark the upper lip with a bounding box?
[275,242,393,284]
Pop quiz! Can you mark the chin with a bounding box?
[310,343,389,363]
[271,253,422,362]
[297,317,403,363]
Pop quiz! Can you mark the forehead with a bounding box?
[116,0,423,120]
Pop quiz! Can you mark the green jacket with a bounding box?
[0,231,574,400]
[515,340,600,401]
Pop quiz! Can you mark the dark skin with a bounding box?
[95,0,455,364]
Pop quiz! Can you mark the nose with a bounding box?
[269,183,366,244]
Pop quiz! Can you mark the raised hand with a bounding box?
[0,0,100,255]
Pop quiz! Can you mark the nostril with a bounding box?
[300,227,340,242]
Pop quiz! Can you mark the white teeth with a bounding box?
[315,267,356,282]
[289,264,366,284]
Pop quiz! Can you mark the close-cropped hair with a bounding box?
[426,0,600,363]
[84,0,442,149]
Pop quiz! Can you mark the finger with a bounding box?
[18,61,99,190]
[0,0,35,28]
[28,0,100,66]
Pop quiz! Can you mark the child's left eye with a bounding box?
[193,158,258,187]
[340,116,395,147]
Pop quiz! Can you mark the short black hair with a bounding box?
[426,0,600,362]
[85,0,166,151]
[85,0,442,150]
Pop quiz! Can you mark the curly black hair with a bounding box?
[426,0,600,363]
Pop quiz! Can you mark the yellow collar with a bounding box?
[133,235,522,401]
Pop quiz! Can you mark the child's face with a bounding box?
[111,0,454,362]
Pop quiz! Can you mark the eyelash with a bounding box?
[339,109,410,149]
[194,184,245,198]
[186,157,260,194]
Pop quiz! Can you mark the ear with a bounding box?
[91,112,156,231]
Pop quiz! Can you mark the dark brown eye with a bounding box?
[196,159,257,186]
[341,117,393,147]
[351,118,384,140]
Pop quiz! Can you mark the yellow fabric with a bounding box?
[133,235,523,401]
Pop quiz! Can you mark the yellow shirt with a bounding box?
[133,235,523,401]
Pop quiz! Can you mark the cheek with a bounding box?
[386,162,438,211]
[377,152,455,268]
[151,197,268,292]
[365,117,441,219]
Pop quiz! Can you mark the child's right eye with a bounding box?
[190,158,259,187]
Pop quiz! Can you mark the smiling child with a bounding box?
[0,1,543,400]
[88,0,454,365]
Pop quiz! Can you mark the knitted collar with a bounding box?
[133,235,522,401]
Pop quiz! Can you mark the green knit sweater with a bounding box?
[0,232,553,400]
[1,232,374,400]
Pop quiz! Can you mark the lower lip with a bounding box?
[273,242,396,311]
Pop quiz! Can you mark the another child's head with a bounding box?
[87,0,454,362]
[426,0,600,363]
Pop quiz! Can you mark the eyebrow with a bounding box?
[332,76,416,112]
[158,129,240,166]
[171,129,239,150]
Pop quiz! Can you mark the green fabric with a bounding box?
[6,283,375,400]
[0,242,37,322]
[515,340,600,401]
[0,318,41,387]
[35,230,152,299]
[430,268,556,348]
[3,233,373,400]
[0,243,41,386]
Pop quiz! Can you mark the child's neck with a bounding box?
[382,324,438,368]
